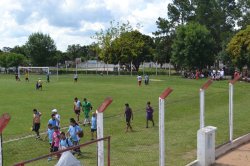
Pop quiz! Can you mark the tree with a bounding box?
[112,30,154,71]
[10,45,28,57]
[171,22,215,70]
[0,52,27,73]
[226,25,250,70]
[237,0,250,29]
[25,32,57,66]
[92,21,133,63]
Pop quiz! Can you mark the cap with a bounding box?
[52,109,57,113]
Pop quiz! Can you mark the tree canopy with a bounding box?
[25,32,57,66]
[171,22,215,70]
[227,25,250,70]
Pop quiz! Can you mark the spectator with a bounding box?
[124,103,133,132]
[32,109,42,139]
[48,114,57,128]
[146,101,155,128]
[52,109,60,128]
[91,112,97,140]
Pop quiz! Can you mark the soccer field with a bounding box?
[1,74,250,166]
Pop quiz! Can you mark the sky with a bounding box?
[0,0,171,51]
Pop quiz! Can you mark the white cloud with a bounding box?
[0,0,171,51]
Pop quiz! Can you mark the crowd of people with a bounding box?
[32,97,96,161]
[32,97,155,161]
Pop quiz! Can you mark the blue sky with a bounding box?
[0,0,171,51]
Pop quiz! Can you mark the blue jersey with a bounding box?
[91,116,97,129]
[47,128,54,143]
[48,119,57,127]
[60,138,73,148]
[67,125,82,142]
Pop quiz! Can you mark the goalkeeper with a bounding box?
[82,98,92,126]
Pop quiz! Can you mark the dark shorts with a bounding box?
[74,109,80,115]
[126,118,131,123]
[53,146,59,152]
[91,128,97,132]
[74,78,78,81]
[25,77,28,80]
[147,115,153,120]
[34,123,40,132]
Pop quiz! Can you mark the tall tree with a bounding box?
[25,32,57,66]
[237,0,250,29]
[0,52,27,72]
[10,45,28,57]
[92,21,133,63]
[171,22,215,70]
[227,25,250,70]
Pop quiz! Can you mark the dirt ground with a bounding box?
[213,142,250,166]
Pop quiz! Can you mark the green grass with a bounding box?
[1,74,250,166]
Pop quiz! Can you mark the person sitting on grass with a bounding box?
[124,103,133,132]
[146,101,155,128]
[91,112,97,140]
[32,109,42,139]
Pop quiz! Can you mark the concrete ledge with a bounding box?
[186,133,250,166]
[215,133,250,158]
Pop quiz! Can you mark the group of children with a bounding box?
[137,74,150,86]
[32,97,97,161]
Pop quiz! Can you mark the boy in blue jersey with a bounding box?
[66,118,83,156]
[59,132,73,149]
[48,114,57,128]
[44,124,54,161]
[91,112,97,140]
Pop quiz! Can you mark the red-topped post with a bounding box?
[200,80,213,129]
[0,113,11,166]
[229,75,241,142]
[96,97,112,166]
[159,88,173,166]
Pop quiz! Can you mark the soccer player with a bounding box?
[51,126,61,159]
[137,75,142,86]
[144,74,149,85]
[48,114,57,128]
[146,101,155,128]
[25,71,29,82]
[52,109,60,128]
[47,73,50,83]
[124,103,133,132]
[91,112,97,140]
[44,124,54,161]
[59,132,73,149]
[32,109,42,139]
[73,97,81,122]
[74,74,78,82]
[67,118,83,156]
[37,78,43,90]
[82,98,92,126]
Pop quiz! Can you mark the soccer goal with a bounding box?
[18,66,50,80]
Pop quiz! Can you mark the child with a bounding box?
[124,103,133,132]
[32,109,42,139]
[91,112,97,140]
[44,124,54,161]
[59,132,73,150]
[51,126,60,159]
[67,118,83,156]
[146,101,154,128]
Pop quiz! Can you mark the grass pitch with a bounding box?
[1,74,250,166]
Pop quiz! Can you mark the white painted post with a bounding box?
[75,63,78,75]
[159,88,173,166]
[96,97,113,166]
[199,80,213,129]
[159,98,165,166]
[200,89,205,129]
[97,110,104,166]
[229,83,233,142]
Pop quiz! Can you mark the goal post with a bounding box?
[18,66,50,79]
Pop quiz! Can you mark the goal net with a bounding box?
[18,66,50,80]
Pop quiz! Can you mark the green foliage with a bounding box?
[25,32,57,66]
[227,25,250,69]
[171,22,215,70]
[237,0,250,29]
[112,30,154,71]
[0,52,27,70]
